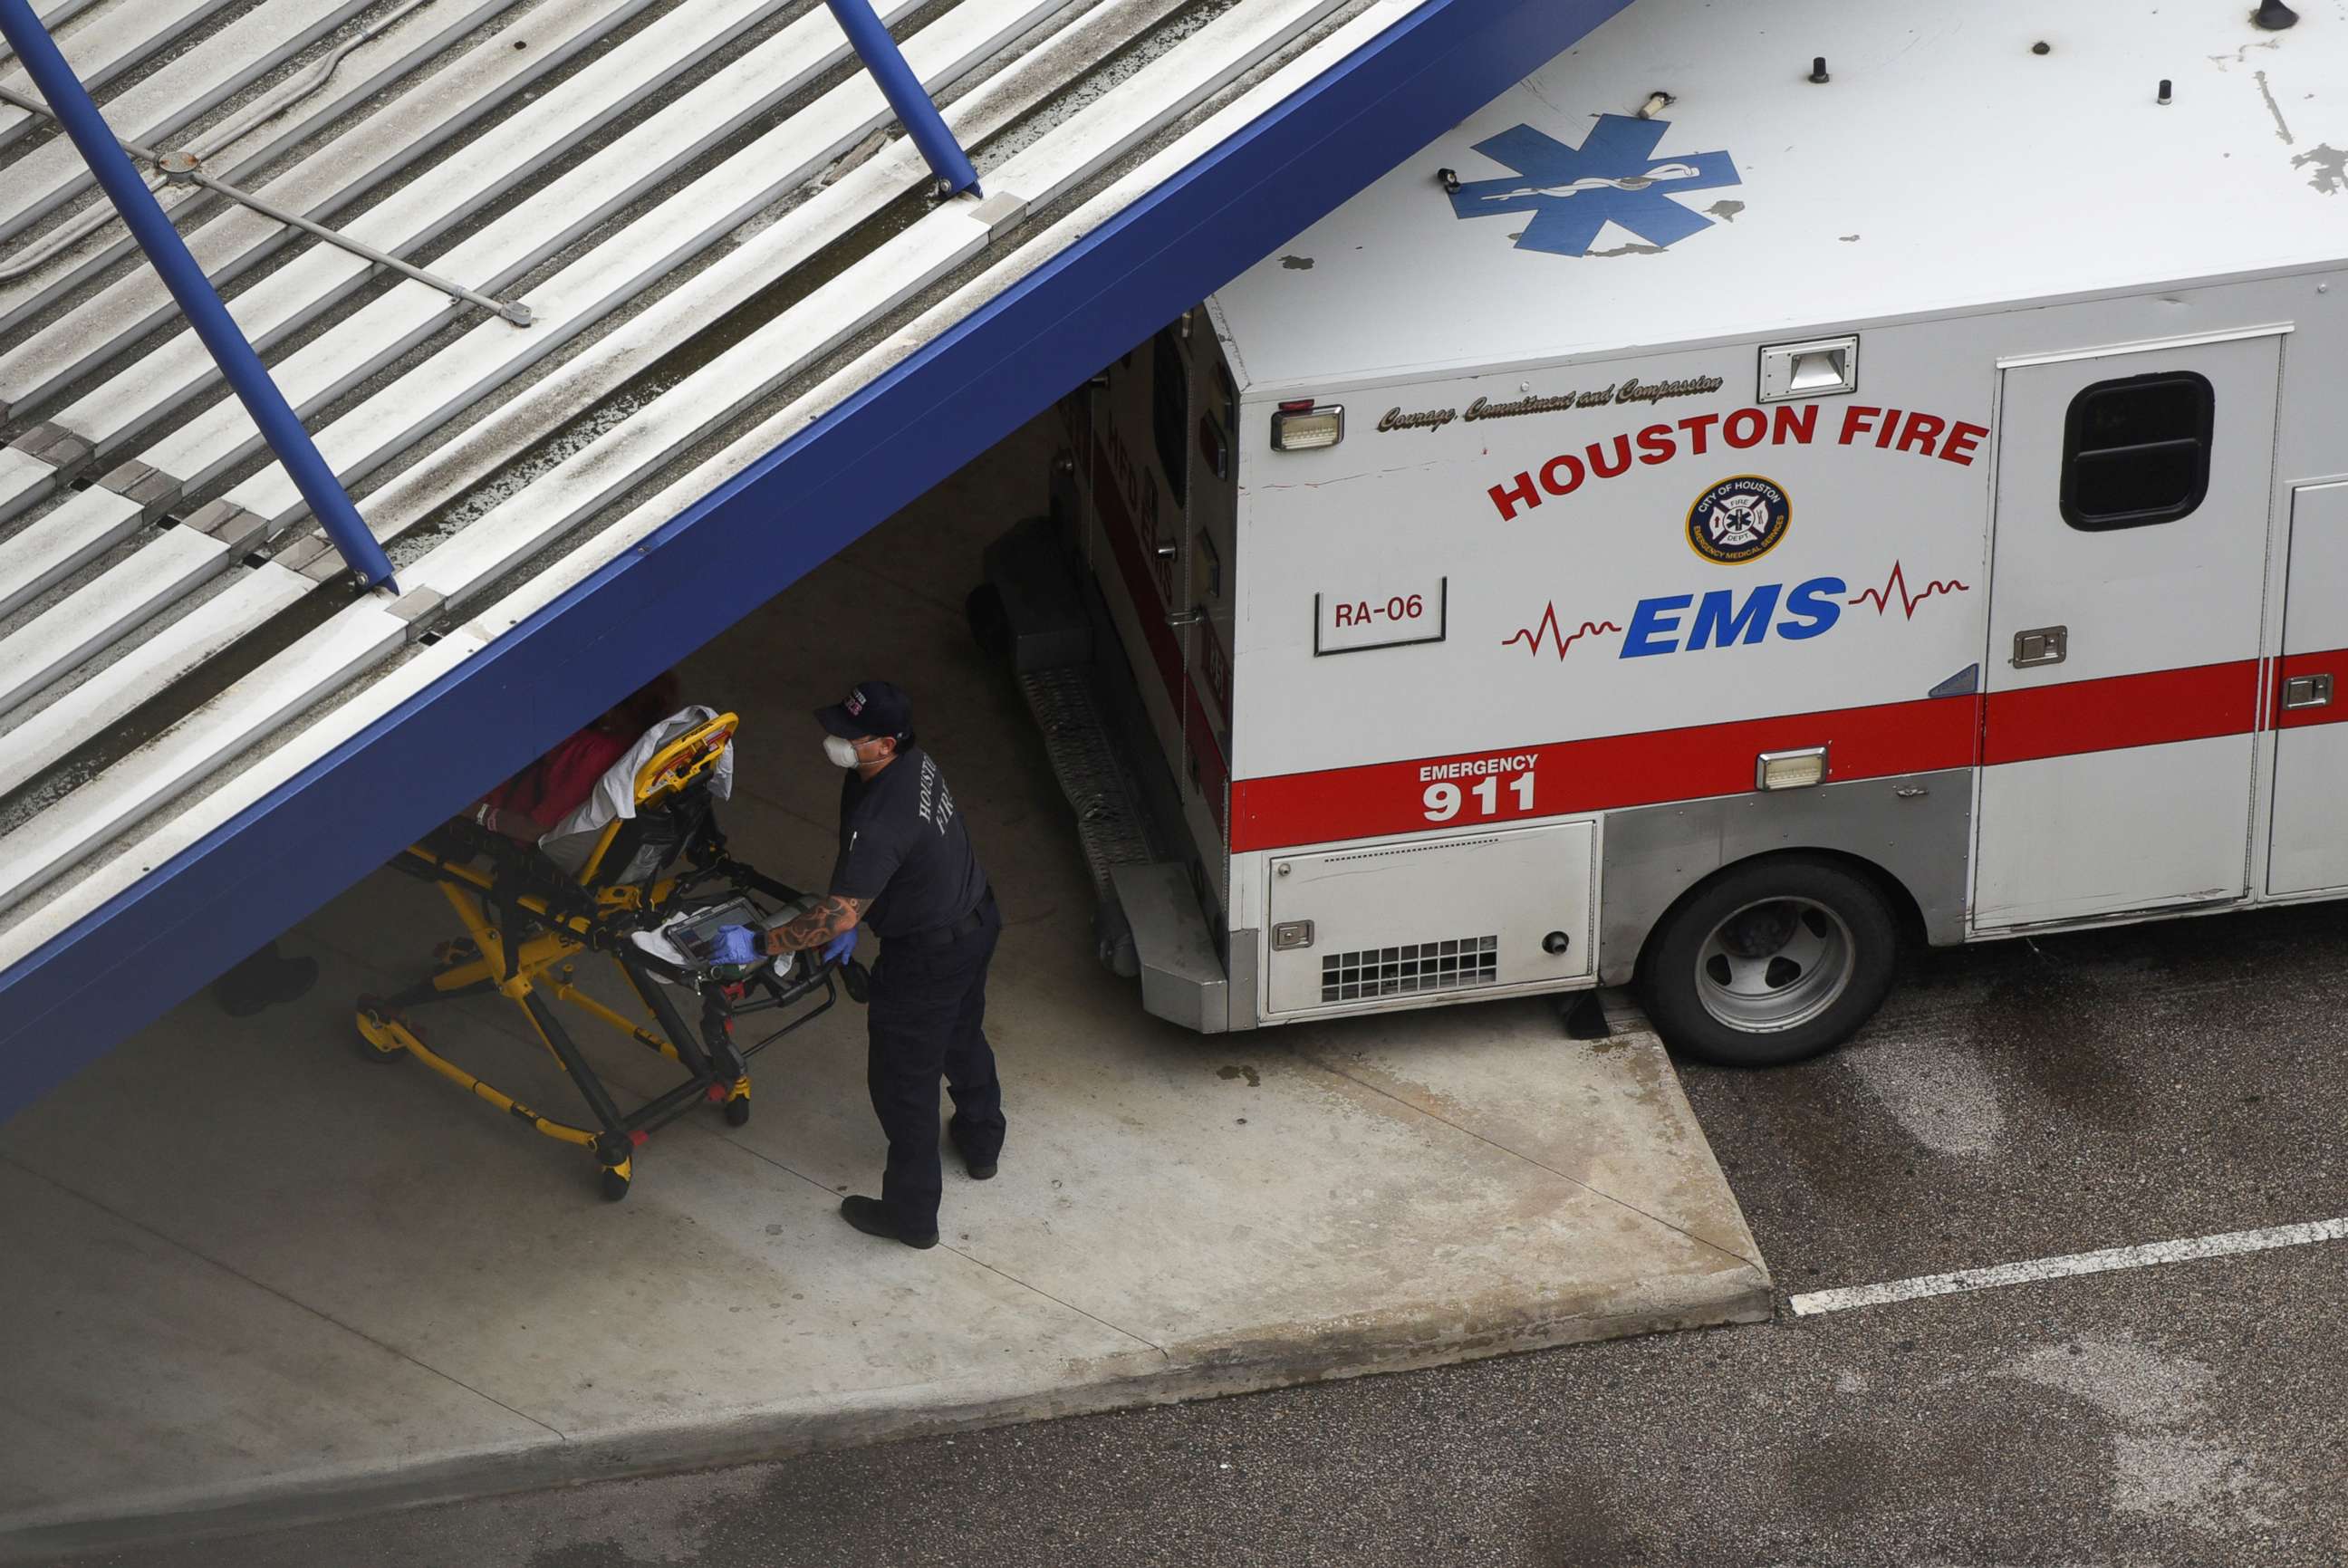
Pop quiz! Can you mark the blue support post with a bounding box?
[0,0,399,593]
[823,0,980,197]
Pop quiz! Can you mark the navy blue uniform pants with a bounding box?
[866,902,1005,1232]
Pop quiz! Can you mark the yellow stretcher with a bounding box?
[353,712,834,1200]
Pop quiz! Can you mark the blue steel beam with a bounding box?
[0,0,1632,1121]
[0,0,399,592]
[824,0,980,197]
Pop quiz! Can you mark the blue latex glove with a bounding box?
[821,930,857,966]
[707,925,759,967]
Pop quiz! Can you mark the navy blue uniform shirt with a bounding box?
[829,745,988,938]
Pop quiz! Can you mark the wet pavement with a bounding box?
[1691,898,2348,1293]
[42,898,2348,1567]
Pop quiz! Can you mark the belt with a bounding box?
[885,890,995,949]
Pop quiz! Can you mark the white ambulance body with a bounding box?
[1045,0,2348,1061]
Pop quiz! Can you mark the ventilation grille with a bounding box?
[1321,835,1502,868]
[1321,936,1497,1004]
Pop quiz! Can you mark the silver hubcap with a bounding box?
[1693,896,1855,1033]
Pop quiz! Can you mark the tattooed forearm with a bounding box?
[764,894,861,953]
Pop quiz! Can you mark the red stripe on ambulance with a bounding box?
[1186,683,1230,837]
[1981,660,2261,765]
[1228,694,1978,852]
[1229,653,2348,853]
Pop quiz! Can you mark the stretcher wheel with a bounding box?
[594,1142,634,1202]
[724,1097,751,1128]
[351,997,409,1064]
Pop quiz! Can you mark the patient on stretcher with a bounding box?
[466,672,682,844]
[459,673,737,880]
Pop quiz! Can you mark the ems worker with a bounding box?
[720,681,1004,1249]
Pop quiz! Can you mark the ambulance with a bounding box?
[987,0,2348,1063]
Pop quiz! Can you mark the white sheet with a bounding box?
[537,706,736,875]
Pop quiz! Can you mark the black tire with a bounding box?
[724,1097,751,1128]
[600,1168,631,1202]
[1639,854,1900,1067]
[965,582,1010,659]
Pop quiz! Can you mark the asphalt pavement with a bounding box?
[43,900,2348,1567]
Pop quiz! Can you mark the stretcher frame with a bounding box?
[353,712,834,1199]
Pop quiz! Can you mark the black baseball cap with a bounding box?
[814,680,911,740]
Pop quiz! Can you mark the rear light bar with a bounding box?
[1271,400,1343,451]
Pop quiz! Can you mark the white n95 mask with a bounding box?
[823,735,862,768]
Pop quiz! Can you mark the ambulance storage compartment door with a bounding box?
[1264,822,1594,1018]
[1974,332,2283,929]
[2268,480,2348,896]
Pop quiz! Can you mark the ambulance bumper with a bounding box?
[1111,861,1244,1034]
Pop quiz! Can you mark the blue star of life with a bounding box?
[1448,115,1739,257]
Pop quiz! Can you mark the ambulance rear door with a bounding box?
[1181,333,1240,897]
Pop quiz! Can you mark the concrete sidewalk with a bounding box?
[0,421,1767,1559]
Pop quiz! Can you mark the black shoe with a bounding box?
[839,1195,938,1249]
[268,955,320,1006]
[210,949,319,1018]
[211,980,272,1019]
[949,1132,999,1181]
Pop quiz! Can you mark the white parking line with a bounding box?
[1787,1217,2348,1316]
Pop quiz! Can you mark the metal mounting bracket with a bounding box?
[0,83,533,326]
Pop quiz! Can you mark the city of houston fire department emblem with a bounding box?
[1687,476,1790,564]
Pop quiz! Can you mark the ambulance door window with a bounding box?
[1151,324,1189,509]
[2059,371,2215,530]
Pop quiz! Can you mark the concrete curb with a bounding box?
[0,1252,1768,1562]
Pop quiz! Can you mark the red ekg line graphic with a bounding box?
[1504,602,1623,659]
[1848,561,1970,620]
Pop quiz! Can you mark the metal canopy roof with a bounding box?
[0,0,1626,1119]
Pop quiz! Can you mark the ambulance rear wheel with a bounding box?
[1641,855,1898,1067]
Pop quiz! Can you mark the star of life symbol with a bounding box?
[1705,493,1770,548]
[1448,114,1739,256]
